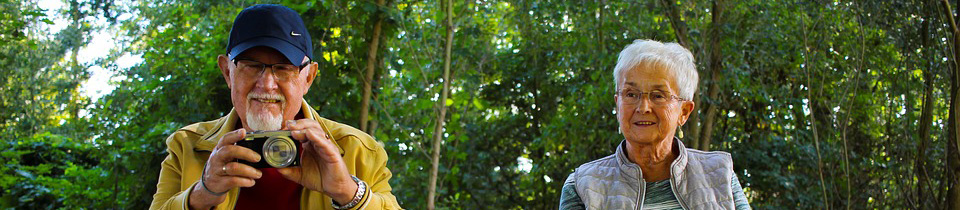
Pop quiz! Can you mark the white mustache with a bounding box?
[245,92,285,131]
[247,92,286,102]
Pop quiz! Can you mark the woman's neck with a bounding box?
[624,138,678,182]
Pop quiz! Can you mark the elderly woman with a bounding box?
[559,40,750,210]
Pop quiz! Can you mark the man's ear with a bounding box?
[218,54,233,89]
[303,61,318,93]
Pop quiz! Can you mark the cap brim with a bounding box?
[228,37,308,65]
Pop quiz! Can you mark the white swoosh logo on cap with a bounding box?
[291,31,301,36]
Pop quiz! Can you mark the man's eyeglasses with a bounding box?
[616,89,685,106]
[233,59,309,81]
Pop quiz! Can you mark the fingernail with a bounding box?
[287,120,296,125]
[257,171,263,178]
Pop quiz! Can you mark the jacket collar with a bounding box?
[194,100,342,155]
[613,137,689,181]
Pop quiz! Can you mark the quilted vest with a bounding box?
[573,138,735,210]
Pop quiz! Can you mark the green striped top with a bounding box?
[641,180,683,210]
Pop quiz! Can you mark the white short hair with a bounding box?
[613,39,698,100]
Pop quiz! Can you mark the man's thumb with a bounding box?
[276,168,300,181]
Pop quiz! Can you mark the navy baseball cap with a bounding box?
[227,4,313,65]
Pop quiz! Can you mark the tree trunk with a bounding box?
[917,15,932,209]
[689,92,702,147]
[918,54,934,209]
[659,0,700,147]
[698,0,724,151]
[427,0,454,209]
[597,0,604,54]
[359,0,386,133]
[940,0,960,208]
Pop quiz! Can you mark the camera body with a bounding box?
[235,130,301,168]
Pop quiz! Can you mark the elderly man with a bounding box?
[150,4,400,210]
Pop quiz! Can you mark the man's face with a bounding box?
[219,46,316,131]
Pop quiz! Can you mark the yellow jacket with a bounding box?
[150,101,401,210]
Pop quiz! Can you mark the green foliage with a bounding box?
[0,132,110,209]
[1,0,957,209]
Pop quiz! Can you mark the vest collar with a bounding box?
[613,137,689,181]
[670,137,690,179]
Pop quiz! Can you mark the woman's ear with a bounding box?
[614,95,622,119]
[679,100,695,125]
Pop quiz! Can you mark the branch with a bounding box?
[799,0,830,207]
[659,0,691,48]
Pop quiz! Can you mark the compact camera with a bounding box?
[235,130,301,168]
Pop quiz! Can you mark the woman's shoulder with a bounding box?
[577,153,620,170]
[684,148,733,162]
[682,148,735,176]
[567,153,623,184]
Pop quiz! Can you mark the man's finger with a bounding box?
[225,177,256,188]
[216,129,247,148]
[290,128,308,142]
[218,145,262,163]
[223,162,263,180]
[302,129,341,163]
[276,167,301,181]
[284,120,324,133]
[303,129,334,148]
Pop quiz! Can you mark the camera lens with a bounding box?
[262,136,297,168]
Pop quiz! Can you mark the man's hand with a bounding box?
[277,120,359,205]
[189,129,263,210]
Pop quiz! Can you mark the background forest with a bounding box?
[2,0,959,209]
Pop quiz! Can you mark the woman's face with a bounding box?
[616,63,695,145]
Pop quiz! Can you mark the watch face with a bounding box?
[262,136,297,168]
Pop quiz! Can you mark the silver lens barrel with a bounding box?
[262,136,297,168]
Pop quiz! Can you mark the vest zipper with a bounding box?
[669,172,688,209]
[636,169,645,210]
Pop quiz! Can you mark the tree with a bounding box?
[698,0,726,151]
[0,0,118,208]
[941,0,960,208]
[359,0,387,133]
[426,0,454,208]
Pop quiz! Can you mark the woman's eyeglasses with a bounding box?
[616,89,685,106]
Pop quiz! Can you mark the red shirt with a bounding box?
[234,168,302,210]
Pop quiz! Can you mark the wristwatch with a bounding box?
[332,175,367,210]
